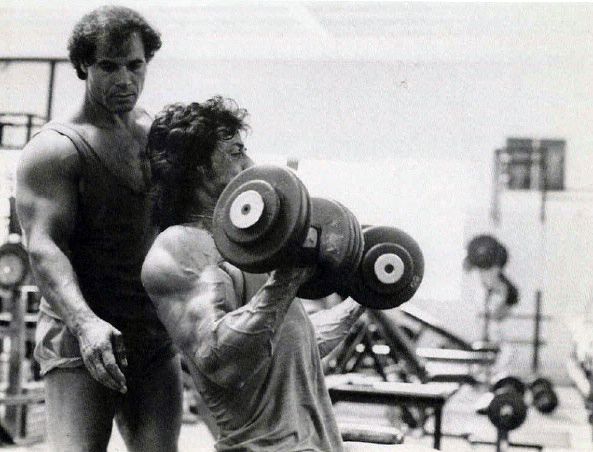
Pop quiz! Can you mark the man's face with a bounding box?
[208,133,254,195]
[83,32,147,114]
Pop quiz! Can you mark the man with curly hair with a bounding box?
[16,6,182,451]
[142,97,436,452]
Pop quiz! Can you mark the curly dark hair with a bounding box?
[68,5,162,80]
[147,96,250,230]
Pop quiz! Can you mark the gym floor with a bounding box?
[4,384,591,451]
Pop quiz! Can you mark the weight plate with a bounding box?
[222,180,280,244]
[213,165,310,273]
[344,226,424,309]
[0,242,29,288]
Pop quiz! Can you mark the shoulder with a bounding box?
[18,126,80,178]
[142,225,220,295]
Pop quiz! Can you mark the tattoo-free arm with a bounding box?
[16,132,127,392]
[309,297,366,359]
[141,229,311,389]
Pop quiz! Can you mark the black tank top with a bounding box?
[37,122,169,345]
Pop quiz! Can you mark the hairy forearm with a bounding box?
[27,239,96,334]
[192,268,306,389]
[309,298,366,358]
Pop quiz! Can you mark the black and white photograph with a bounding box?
[1,1,592,451]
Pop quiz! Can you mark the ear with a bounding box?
[80,61,90,76]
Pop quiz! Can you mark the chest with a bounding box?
[77,123,150,193]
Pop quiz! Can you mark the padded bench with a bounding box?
[416,347,497,365]
[326,373,459,450]
[338,421,404,445]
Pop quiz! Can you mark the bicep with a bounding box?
[16,134,79,249]
[141,238,232,351]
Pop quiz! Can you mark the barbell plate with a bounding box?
[341,226,424,309]
[487,388,528,431]
[297,198,362,300]
[222,179,281,244]
[213,165,310,273]
[0,242,29,289]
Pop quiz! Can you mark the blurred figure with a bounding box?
[465,235,520,375]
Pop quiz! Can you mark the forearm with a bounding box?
[193,267,306,388]
[309,297,366,358]
[27,238,96,334]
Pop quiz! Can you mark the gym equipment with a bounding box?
[464,234,507,270]
[213,165,424,309]
[340,225,424,310]
[0,242,29,289]
[213,165,311,273]
[296,198,364,300]
[474,375,531,452]
[0,285,45,445]
[528,377,558,414]
[326,373,459,450]
[328,310,485,387]
[474,375,527,432]
[400,304,500,353]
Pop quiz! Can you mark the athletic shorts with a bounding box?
[34,310,177,380]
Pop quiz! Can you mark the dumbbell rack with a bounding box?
[0,285,44,445]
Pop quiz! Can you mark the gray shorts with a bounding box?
[34,310,177,380]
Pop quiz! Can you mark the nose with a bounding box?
[114,66,133,87]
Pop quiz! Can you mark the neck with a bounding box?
[187,188,219,232]
[80,93,132,129]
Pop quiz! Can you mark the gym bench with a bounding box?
[326,374,459,450]
[416,348,497,365]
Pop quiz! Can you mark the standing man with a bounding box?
[16,6,182,451]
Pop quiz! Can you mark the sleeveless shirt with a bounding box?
[35,122,170,346]
[187,270,344,451]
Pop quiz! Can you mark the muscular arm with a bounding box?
[16,132,94,331]
[309,296,366,358]
[141,228,310,390]
[16,132,127,392]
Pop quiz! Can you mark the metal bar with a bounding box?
[0,57,68,63]
[533,291,542,373]
[477,312,552,321]
[434,406,443,450]
[46,60,57,120]
[4,289,27,439]
[25,114,33,142]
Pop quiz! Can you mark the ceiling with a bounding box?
[1,1,592,62]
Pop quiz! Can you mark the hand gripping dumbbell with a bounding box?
[212,165,424,309]
[476,375,528,432]
[528,377,558,414]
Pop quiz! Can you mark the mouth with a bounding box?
[113,93,136,100]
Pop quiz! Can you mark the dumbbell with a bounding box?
[528,377,558,414]
[212,165,423,309]
[213,165,365,299]
[0,242,30,289]
[476,375,528,431]
[337,225,424,310]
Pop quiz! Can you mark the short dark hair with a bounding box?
[147,96,250,230]
[68,5,162,80]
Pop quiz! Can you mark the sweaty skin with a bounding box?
[142,225,364,389]
[142,224,371,450]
